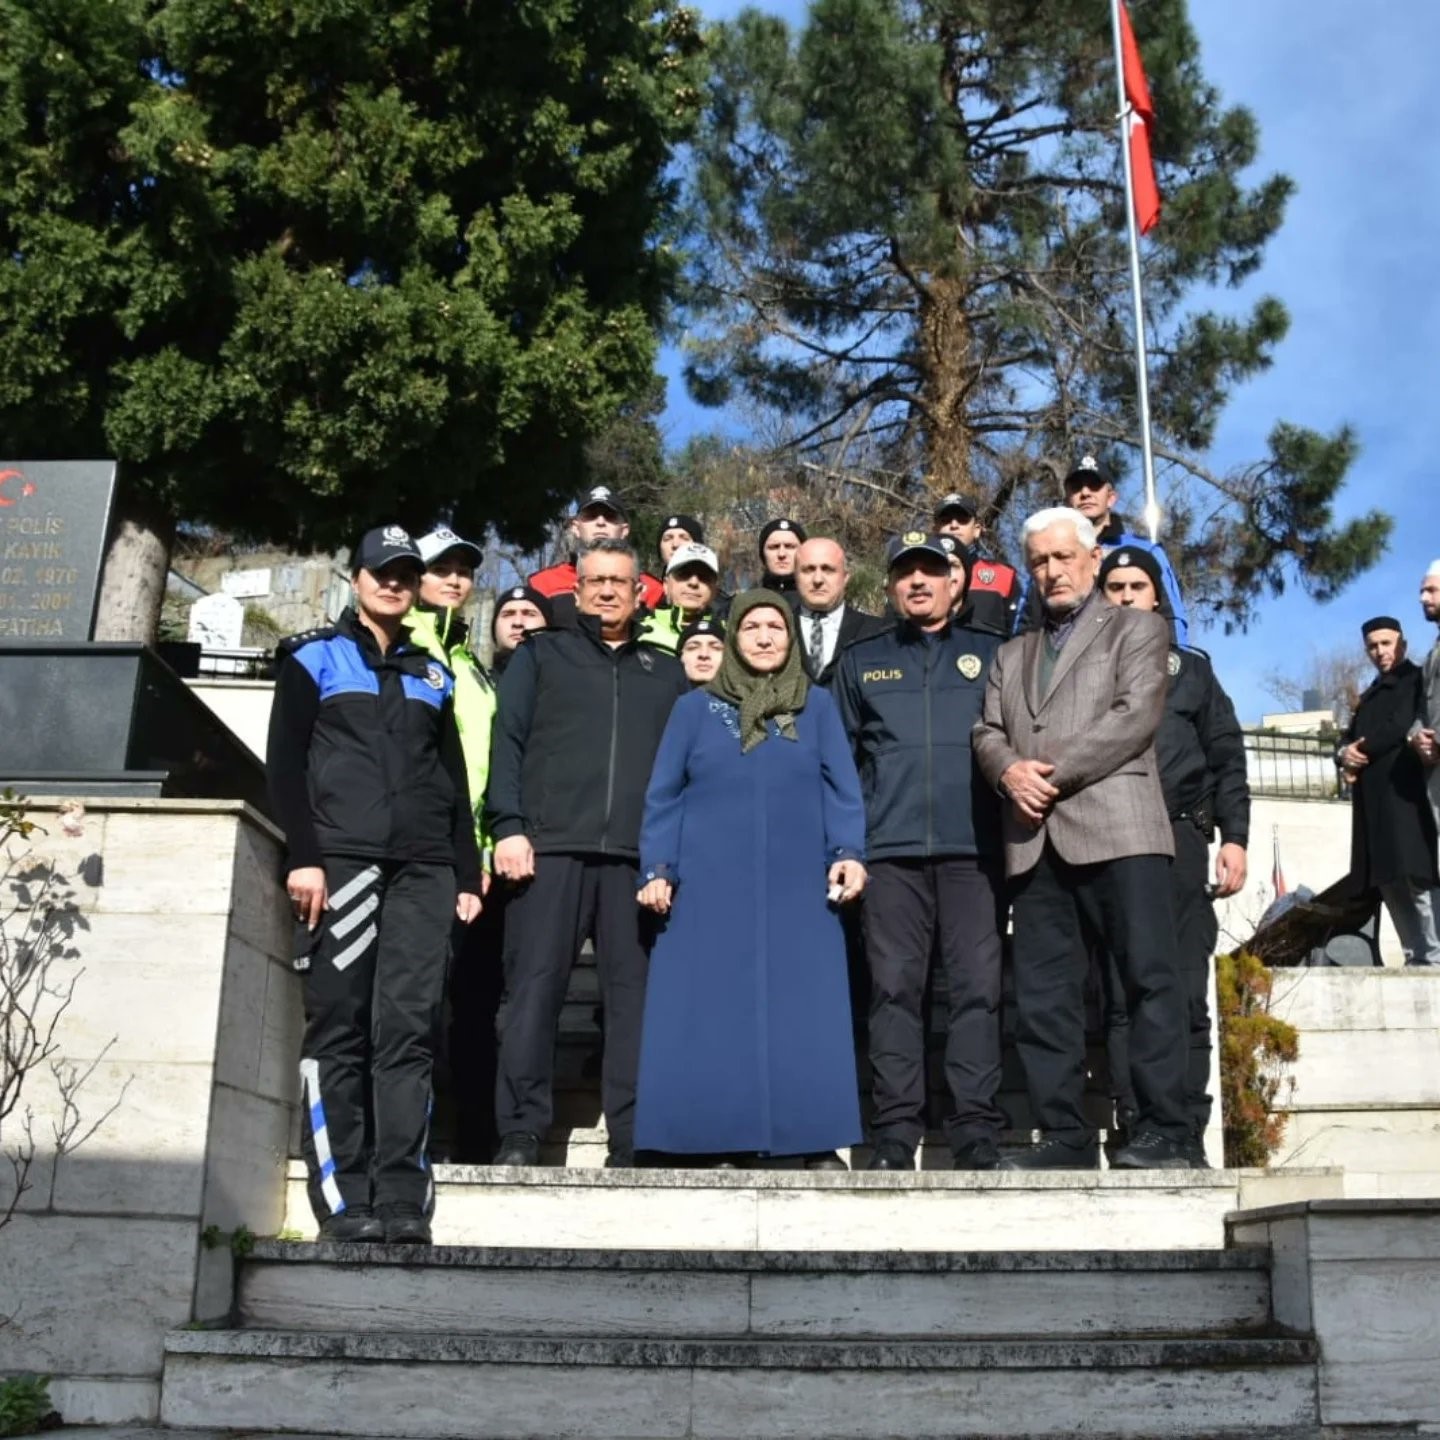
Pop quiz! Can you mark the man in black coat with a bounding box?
[487,538,689,1165]
[793,537,888,685]
[1339,616,1440,966]
[1099,548,1250,1163]
[834,533,1008,1172]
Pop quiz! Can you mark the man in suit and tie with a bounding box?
[973,506,1191,1171]
[793,537,887,685]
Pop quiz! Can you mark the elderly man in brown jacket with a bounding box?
[974,506,1191,1171]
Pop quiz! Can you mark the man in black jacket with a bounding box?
[1339,616,1440,966]
[487,538,688,1166]
[267,525,483,1244]
[834,533,1008,1171]
[1100,547,1250,1163]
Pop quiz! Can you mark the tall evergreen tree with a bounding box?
[681,0,1388,628]
[0,0,704,635]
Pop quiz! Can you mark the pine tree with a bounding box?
[0,0,705,636]
[680,0,1388,628]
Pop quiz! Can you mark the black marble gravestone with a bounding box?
[0,461,271,813]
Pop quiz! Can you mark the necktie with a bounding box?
[809,614,826,674]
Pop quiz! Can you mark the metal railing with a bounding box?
[1243,729,1346,801]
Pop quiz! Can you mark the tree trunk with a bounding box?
[92,491,175,645]
[919,274,975,502]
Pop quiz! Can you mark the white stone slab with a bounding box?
[0,1216,196,1376]
[1283,1029,1440,1107]
[1321,1357,1440,1426]
[95,812,238,916]
[201,1083,293,1236]
[45,913,229,1064]
[46,1376,159,1427]
[212,934,270,1093]
[255,955,303,1106]
[1307,1210,1440,1263]
[1270,968,1440,1032]
[160,1356,694,1439]
[5,808,109,914]
[687,1361,1319,1436]
[753,1182,1234,1252]
[1274,1106,1440,1172]
[747,1267,1269,1338]
[48,1059,212,1216]
[227,820,290,960]
[240,1264,753,1336]
[1308,1261,1440,1363]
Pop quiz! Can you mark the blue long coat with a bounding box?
[634,687,866,1156]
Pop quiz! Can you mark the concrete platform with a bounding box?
[284,1160,1343,1251]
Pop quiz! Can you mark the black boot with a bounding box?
[381,1204,433,1245]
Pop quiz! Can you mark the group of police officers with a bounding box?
[268,457,1253,1243]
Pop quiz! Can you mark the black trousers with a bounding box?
[1010,844,1187,1141]
[863,857,1007,1150]
[495,854,652,1155]
[446,891,507,1163]
[1103,820,1218,1135]
[298,855,455,1221]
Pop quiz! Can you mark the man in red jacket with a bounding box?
[530,486,663,620]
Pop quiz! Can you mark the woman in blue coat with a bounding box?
[634,590,868,1165]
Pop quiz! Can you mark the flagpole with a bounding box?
[1110,0,1161,543]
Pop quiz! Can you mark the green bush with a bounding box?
[1217,950,1300,1168]
[0,1374,58,1437]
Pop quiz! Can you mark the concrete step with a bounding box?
[161,1330,1320,1438]
[236,1241,1275,1339]
[282,1162,1343,1250]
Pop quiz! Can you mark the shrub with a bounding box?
[1217,950,1300,1168]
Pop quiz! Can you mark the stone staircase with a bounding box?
[160,1237,1320,1438]
[155,945,1338,1438]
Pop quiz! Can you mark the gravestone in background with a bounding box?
[188,592,246,650]
[0,460,117,642]
[0,460,270,813]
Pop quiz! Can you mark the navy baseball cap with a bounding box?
[886,530,951,569]
[351,525,423,576]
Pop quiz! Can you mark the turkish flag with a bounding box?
[1119,1,1161,234]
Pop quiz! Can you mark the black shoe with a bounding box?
[805,1151,849,1172]
[997,1135,1099,1171]
[1185,1134,1212,1169]
[866,1139,915,1172]
[952,1137,1002,1171]
[381,1207,433,1245]
[493,1131,541,1166]
[318,1211,384,1243]
[605,1148,635,1169]
[1111,1130,1192,1171]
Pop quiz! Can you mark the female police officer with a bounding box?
[267,525,482,1244]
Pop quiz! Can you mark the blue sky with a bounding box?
[658,0,1440,723]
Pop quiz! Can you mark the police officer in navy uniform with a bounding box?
[933,493,1020,637]
[1099,546,1250,1165]
[834,533,1008,1171]
[267,525,483,1244]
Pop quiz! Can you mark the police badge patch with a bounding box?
[424,663,446,690]
[957,654,982,680]
[977,566,996,585]
[1168,652,1182,677]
